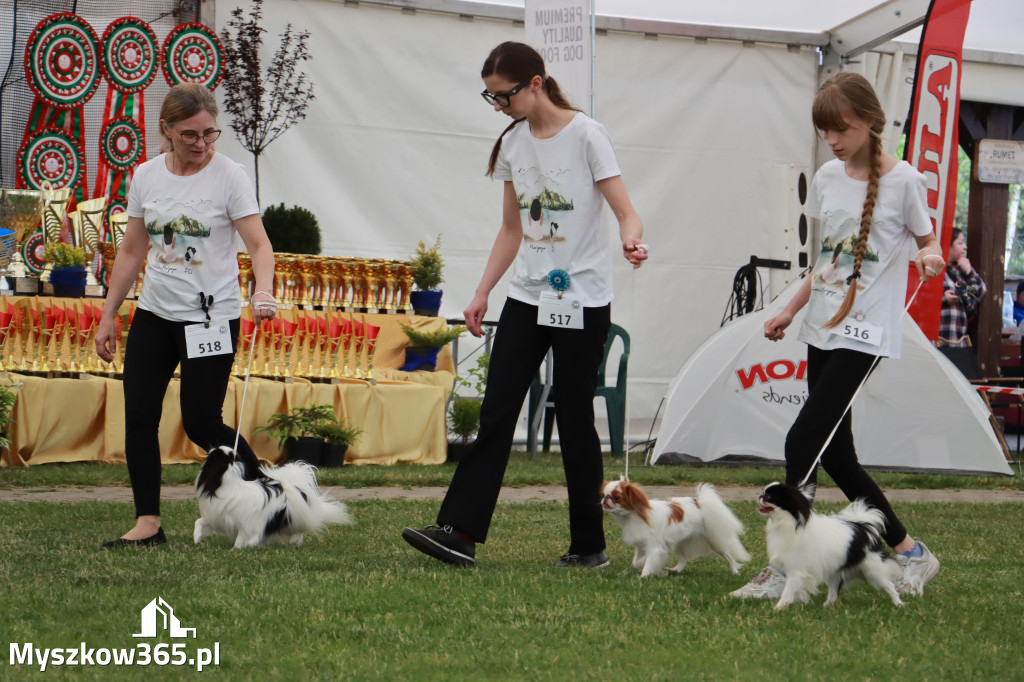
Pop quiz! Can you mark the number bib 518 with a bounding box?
[185,320,233,358]
[538,292,583,330]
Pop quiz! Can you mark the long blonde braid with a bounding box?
[823,132,883,328]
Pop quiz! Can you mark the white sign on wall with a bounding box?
[524,0,593,115]
[977,139,1024,184]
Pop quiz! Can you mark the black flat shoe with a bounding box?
[101,527,167,549]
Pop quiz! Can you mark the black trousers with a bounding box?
[438,297,611,552]
[785,345,908,547]
[122,309,256,518]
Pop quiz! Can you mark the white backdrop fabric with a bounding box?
[211,0,819,434]
[651,277,1013,475]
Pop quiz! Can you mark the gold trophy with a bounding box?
[0,189,46,292]
[237,251,253,303]
[67,197,106,295]
[98,212,127,288]
[364,320,381,383]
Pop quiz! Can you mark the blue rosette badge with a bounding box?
[547,269,570,298]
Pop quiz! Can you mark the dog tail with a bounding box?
[272,462,353,531]
[696,483,751,564]
[835,498,887,534]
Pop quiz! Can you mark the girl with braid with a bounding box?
[730,72,944,600]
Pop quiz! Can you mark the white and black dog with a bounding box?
[758,482,903,609]
[194,446,352,548]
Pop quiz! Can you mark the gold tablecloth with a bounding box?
[0,300,456,467]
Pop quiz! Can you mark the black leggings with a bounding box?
[122,309,255,518]
[438,297,611,552]
[784,345,908,547]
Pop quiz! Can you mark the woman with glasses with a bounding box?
[96,83,277,548]
[403,41,647,569]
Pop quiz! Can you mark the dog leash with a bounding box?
[798,273,932,487]
[232,294,277,453]
[623,242,648,481]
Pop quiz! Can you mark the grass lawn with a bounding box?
[1,453,1022,680]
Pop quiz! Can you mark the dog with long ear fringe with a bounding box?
[194,446,352,548]
[601,478,750,577]
[757,481,903,609]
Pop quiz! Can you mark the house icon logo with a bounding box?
[133,597,197,639]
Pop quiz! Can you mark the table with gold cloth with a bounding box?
[0,299,455,466]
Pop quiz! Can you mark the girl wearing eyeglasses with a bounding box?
[96,83,277,548]
[403,41,646,569]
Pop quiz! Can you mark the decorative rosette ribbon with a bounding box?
[161,22,223,89]
[547,269,571,297]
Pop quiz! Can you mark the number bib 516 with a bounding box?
[538,292,583,330]
[185,320,233,358]
[831,316,882,348]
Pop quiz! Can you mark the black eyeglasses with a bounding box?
[175,128,222,145]
[481,78,534,107]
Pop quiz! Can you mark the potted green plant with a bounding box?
[446,353,488,462]
[314,420,363,468]
[0,378,19,455]
[398,322,466,372]
[261,203,322,254]
[44,242,89,297]
[408,234,444,316]
[255,403,336,466]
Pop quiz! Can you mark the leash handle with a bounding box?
[798,277,926,487]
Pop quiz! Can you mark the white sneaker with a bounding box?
[729,566,786,599]
[896,539,940,596]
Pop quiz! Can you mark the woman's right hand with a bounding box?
[94,317,116,363]
[463,293,489,338]
[765,310,794,342]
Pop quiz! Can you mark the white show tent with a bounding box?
[208,0,1024,450]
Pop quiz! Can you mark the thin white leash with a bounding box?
[623,242,648,481]
[232,292,277,453]
[797,258,940,487]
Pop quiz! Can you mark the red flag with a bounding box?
[903,0,972,340]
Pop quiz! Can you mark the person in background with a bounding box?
[1012,280,1024,327]
[401,41,646,569]
[95,83,277,548]
[938,227,986,348]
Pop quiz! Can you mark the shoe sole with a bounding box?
[402,528,474,567]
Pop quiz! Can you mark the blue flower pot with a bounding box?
[409,289,443,316]
[400,345,441,372]
[50,265,87,298]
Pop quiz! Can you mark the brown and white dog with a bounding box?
[601,479,750,577]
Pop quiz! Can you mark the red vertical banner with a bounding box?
[903,0,972,340]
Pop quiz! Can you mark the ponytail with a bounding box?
[822,133,883,328]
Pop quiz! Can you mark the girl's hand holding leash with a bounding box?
[250,290,278,323]
[915,247,945,283]
[624,240,648,269]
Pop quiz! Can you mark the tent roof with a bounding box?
[463,0,1023,59]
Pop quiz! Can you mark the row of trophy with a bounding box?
[0,186,111,295]
[0,296,119,376]
[238,252,415,312]
[0,295,387,382]
[234,310,381,382]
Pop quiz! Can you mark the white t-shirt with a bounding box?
[798,159,933,358]
[126,152,260,322]
[493,113,620,307]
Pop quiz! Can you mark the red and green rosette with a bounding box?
[161,22,223,89]
[24,13,102,109]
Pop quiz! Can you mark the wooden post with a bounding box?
[966,105,1013,376]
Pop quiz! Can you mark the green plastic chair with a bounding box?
[527,323,631,457]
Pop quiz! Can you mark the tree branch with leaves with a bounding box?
[219,0,315,204]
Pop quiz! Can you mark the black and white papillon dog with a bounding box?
[758,482,903,609]
[194,446,352,548]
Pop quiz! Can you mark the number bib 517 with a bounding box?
[538,292,583,330]
[185,320,233,358]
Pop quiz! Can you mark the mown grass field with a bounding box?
[1,452,1022,680]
